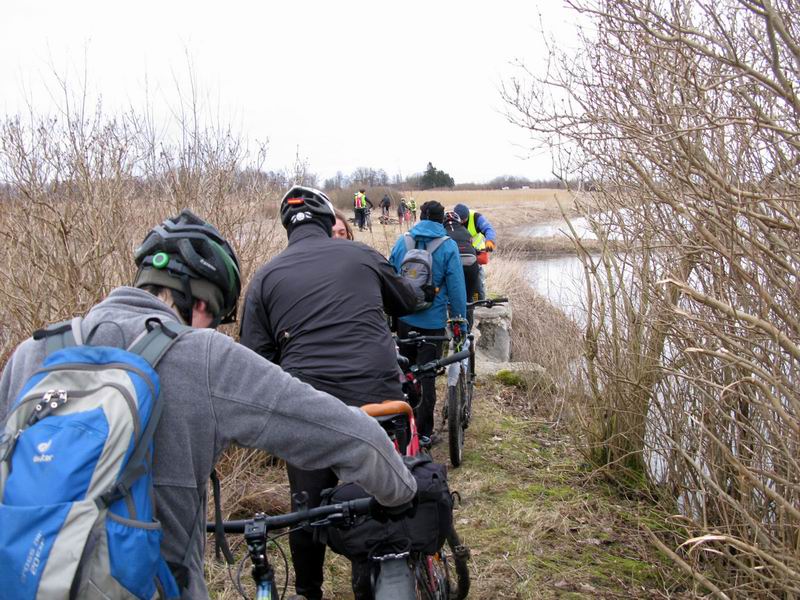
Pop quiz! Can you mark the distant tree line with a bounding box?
[318,162,585,193]
[322,162,456,192]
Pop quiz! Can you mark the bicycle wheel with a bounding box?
[415,551,451,600]
[447,375,465,468]
[414,527,470,600]
[463,368,474,430]
[446,526,471,600]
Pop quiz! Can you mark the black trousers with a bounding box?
[286,464,372,599]
[397,321,445,438]
[354,208,366,229]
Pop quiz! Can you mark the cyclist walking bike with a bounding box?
[209,394,470,599]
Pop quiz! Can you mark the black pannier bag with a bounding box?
[319,454,453,558]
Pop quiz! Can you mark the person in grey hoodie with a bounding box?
[0,209,417,599]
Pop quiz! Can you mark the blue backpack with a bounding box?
[0,317,188,600]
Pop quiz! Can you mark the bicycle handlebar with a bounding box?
[467,297,509,308]
[206,497,374,535]
[412,348,471,375]
[396,333,452,345]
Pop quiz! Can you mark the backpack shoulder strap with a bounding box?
[128,318,192,369]
[403,233,416,251]
[426,236,449,255]
[32,316,84,356]
[98,318,191,509]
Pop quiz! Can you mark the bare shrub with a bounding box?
[504,0,800,595]
[0,82,288,546]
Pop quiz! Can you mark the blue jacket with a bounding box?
[390,220,467,330]
[473,211,497,243]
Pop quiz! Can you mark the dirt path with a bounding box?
[206,378,683,599]
[425,379,684,599]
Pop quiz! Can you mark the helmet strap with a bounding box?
[171,275,195,325]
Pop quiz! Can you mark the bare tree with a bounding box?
[504,0,800,596]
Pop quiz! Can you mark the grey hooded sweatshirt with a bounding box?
[0,287,417,599]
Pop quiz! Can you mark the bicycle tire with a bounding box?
[447,376,465,468]
[446,526,470,600]
[415,550,451,600]
[463,370,474,430]
[414,526,470,600]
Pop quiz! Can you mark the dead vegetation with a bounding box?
[505,0,800,596]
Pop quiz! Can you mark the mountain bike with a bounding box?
[442,297,508,467]
[208,396,470,600]
[360,400,470,600]
[207,496,372,599]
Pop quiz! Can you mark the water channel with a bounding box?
[521,217,595,322]
[521,217,673,483]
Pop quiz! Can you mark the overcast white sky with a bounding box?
[0,1,577,184]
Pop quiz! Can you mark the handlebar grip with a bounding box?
[414,349,471,374]
[467,297,509,308]
[437,349,471,368]
[206,519,247,534]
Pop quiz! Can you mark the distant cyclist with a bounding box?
[240,185,418,600]
[408,197,418,223]
[379,193,392,220]
[453,203,498,299]
[353,188,373,231]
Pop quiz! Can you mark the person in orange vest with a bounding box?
[453,203,497,299]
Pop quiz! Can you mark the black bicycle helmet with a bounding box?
[279,185,336,230]
[133,209,242,325]
[444,210,461,224]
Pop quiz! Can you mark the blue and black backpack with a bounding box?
[0,316,189,599]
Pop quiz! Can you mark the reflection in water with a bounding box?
[525,255,589,323]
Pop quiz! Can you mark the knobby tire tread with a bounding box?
[448,376,464,468]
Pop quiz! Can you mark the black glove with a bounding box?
[370,494,418,523]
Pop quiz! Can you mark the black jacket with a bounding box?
[444,220,477,257]
[240,223,418,406]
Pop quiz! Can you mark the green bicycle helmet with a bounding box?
[133,209,242,325]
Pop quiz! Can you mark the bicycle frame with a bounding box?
[360,400,457,600]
